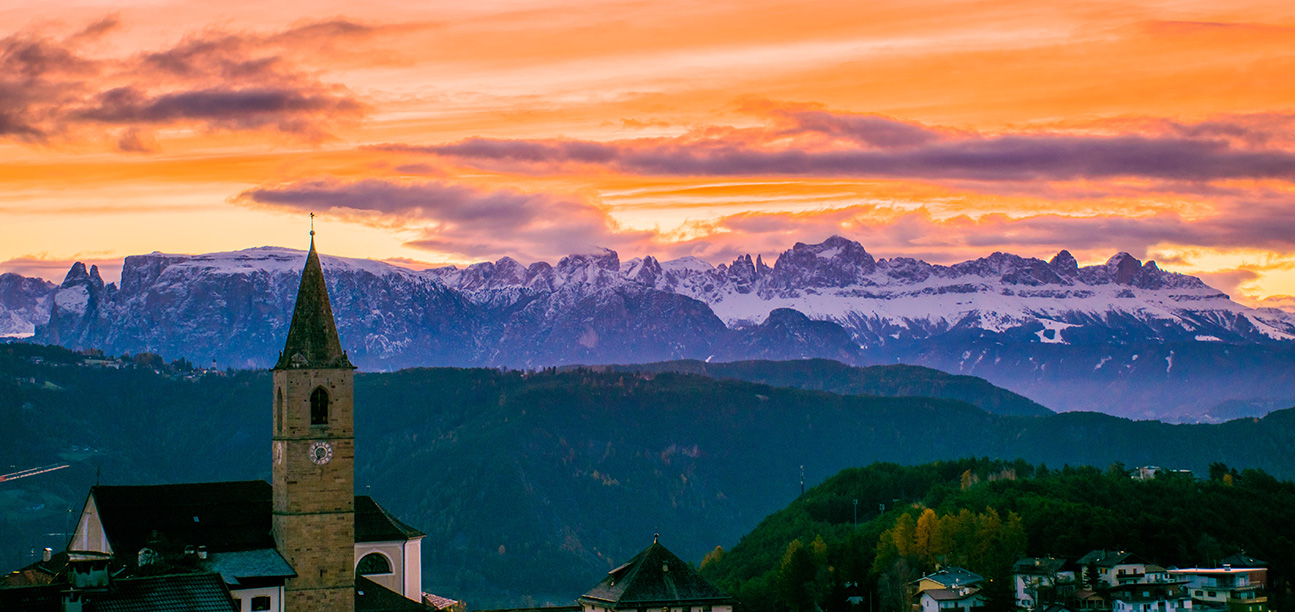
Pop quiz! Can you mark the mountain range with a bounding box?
[5,236,1295,420]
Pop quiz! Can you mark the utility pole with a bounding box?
[853,499,858,526]
[800,465,805,496]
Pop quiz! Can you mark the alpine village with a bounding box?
[1,238,1291,612]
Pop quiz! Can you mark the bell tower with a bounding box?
[272,232,356,612]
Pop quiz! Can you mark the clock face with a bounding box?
[309,440,334,465]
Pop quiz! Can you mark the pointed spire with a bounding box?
[275,234,354,370]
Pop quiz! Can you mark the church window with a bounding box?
[311,387,329,425]
[276,388,284,433]
[357,552,392,575]
[251,596,271,611]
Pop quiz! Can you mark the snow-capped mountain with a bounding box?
[9,236,1295,419]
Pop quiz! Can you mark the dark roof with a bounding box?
[91,481,274,556]
[475,606,579,612]
[90,482,422,563]
[0,573,238,612]
[1219,553,1267,568]
[1077,550,1143,568]
[356,576,430,612]
[199,549,295,586]
[916,567,984,588]
[0,583,62,611]
[274,239,354,370]
[357,496,425,542]
[1014,557,1067,576]
[86,573,238,612]
[580,540,732,608]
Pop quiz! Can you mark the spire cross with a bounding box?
[310,212,315,237]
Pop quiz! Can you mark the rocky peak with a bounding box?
[768,236,877,289]
[1049,250,1079,277]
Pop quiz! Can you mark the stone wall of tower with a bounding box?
[273,367,355,612]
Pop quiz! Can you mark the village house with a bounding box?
[1013,557,1075,610]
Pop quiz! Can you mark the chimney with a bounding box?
[43,548,52,562]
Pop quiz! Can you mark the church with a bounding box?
[0,236,434,612]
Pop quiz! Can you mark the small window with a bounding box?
[252,596,271,611]
[311,387,329,425]
[276,388,284,433]
[357,552,392,575]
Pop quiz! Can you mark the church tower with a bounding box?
[272,234,357,612]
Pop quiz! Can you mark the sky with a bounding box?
[2,0,1295,309]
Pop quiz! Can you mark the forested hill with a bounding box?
[700,459,1295,612]
[595,359,1052,416]
[3,343,1295,608]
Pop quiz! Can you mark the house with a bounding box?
[1167,567,1268,612]
[1106,580,1192,612]
[578,536,734,612]
[911,568,985,612]
[0,236,433,612]
[1077,551,1149,587]
[1013,557,1075,610]
[919,588,986,612]
[1071,589,1108,612]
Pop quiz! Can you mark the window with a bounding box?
[276,389,284,433]
[357,552,392,575]
[310,387,329,425]
[251,596,271,611]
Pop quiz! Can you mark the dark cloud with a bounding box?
[400,107,1295,184]
[79,87,362,133]
[0,17,367,147]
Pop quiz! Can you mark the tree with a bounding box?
[701,546,725,571]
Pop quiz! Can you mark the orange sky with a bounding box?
[3,0,1295,307]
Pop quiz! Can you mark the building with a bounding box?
[0,236,431,612]
[913,567,984,594]
[1167,567,1268,612]
[1013,557,1075,610]
[578,536,734,612]
[1106,580,1192,612]
[1077,551,1149,588]
[919,587,987,612]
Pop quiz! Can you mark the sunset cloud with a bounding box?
[238,178,653,262]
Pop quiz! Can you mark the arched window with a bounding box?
[276,388,284,433]
[356,553,392,576]
[310,387,329,425]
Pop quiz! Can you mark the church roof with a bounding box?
[357,496,426,541]
[580,538,732,608]
[91,481,276,556]
[275,238,354,370]
[356,576,431,612]
[89,481,419,563]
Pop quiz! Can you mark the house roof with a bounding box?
[580,539,733,608]
[198,549,295,586]
[91,481,275,556]
[84,572,238,612]
[0,573,238,612]
[356,576,430,612]
[357,496,425,542]
[916,567,984,589]
[1076,550,1143,568]
[275,238,354,370]
[89,481,420,563]
[1219,554,1267,568]
[1013,557,1067,576]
